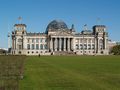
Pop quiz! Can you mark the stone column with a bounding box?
[71,38,73,50]
[94,38,97,54]
[98,38,100,50]
[67,38,70,51]
[13,38,15,49]
[86,39,88,50]
[12,38,14,49]
[64,38,66,51]
[104,37,107,50]
[59,38,61,51]
[97,38,100,53]
[15,38,17,50]
[73,38,76,52]
[90,39,92,50]
[50,38,53,52]
[23,37,26,50]
[79,39,80,50]
[55,38,57,51]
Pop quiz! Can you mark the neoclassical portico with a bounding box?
[50,36,73,52]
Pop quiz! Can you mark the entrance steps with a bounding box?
[53,51,76,55]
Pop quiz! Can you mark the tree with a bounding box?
[111,45,120,55]
[0,49,7,54]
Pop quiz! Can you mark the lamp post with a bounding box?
[8,32,11,53]
[82,31,84,55]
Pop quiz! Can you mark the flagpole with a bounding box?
[18,16,22,24]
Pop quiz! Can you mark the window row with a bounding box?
[76,44,95,50]
[75,39,95,43]
[27,44,48,50]
[27,38,47,43]
[15,27,26,30]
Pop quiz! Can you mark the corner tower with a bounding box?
[11,18,27,55]
[93,25,108,54]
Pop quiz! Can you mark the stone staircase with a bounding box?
[53,51,76,55]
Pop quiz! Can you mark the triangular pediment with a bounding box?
[54,30,72,36]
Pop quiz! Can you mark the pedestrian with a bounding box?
[39,54,40,57]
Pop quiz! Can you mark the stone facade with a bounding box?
[11,20,109,55]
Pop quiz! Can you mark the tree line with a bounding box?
[111,45,120,55]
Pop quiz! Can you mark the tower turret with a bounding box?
[70,24,75,34]
[14,24,27,35]
[93,25,106,35]
[11,17,27,54]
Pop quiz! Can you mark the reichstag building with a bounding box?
[11,20,109,55]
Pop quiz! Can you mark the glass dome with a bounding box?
[45,20,68,34]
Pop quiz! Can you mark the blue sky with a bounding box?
[0,0,120,48]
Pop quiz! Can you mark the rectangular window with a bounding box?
[32,44,35,50]
[36,38,39,43]
[88,44,91,50]
[36,44,39,50]
[80,44,83,50]
[27,44,30,50]
[84,44,87,50]
[40,44,43,50]
[44,44,48,49]
[27,39,30,43]
[40,38,43,43]
[32,39,34,43]
[45,39,47,42]
[92,44,95,49]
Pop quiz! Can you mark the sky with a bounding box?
[0,0,120,48]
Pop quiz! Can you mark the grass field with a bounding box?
[18,56,120,90]
[0,56,25,90]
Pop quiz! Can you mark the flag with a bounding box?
[18,16,22,20]
[84,24,87,26]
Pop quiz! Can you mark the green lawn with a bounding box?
[19,56,120,90]
[0,56,25,90]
